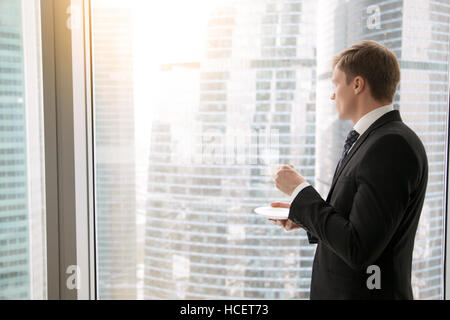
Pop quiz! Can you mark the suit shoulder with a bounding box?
[365,122,428,186]
[370,121,427,159]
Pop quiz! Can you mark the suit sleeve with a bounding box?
[306,231,318,244]
[288,135,420,270]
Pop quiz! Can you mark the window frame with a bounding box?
[445,36,450,301]
[40,0,95,299]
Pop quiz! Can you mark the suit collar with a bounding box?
[353,104,395,136]
[327,109,402,200]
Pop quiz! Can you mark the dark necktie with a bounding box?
[333,129,360,179]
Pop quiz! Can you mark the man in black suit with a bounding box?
[269,40,428,299]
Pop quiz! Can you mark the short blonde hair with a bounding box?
[333,40,400,102]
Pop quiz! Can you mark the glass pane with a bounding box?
[92,0,450,299]
[0,0,46,299]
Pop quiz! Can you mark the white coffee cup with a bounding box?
[266,163,294,178]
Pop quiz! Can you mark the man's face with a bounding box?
[331,67,356,120]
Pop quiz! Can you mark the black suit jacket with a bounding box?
[288,110,428,299]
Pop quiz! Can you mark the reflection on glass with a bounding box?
[0,0,46,299]
[92,0,449,299]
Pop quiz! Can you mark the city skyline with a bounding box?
[0,0,46,299]
[90,0,450,300]
[92,5,137,299]
[1,0,449,301]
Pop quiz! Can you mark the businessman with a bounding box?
[269,40,428,299]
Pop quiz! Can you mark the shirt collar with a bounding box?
[353,104,395,136]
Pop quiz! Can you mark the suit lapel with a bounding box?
[327,110,402,200]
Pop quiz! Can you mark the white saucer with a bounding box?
[254,206,289,220]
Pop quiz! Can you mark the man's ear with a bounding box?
[353,76,365,95]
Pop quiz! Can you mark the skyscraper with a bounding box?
[144,0,317,299]
[0,0,45,299]
[92,5,137,299]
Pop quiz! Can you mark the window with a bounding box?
[91,0,450,299]
[0,0,46,299]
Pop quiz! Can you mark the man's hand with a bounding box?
[268,202,302,232]
[274,165,306,196]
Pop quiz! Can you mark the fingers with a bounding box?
[268,219,284,228]
[274,165,295,178]
[268,218,300,232]
[273,164,292,172]
[282,220,300,232]
[286,219,300,230]
[274,166,293,181]
[270,202,291,208]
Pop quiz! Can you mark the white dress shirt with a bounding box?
[289,104,395,203]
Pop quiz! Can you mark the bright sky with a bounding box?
[92,0,222,62]
[131,0,217,121]
[92,0,229,203]
[93,0,227,206]
[133,0,219,64]
[130,0,220,147]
